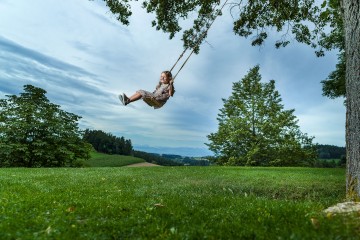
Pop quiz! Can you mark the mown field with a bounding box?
[0,166,358,239]
[85,151,145,167]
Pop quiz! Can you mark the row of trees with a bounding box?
[162,154,210,166]
[317,144,345,159]
[83,129,133,155]
[0,82,345,168]
[314,158,346,168]
[315,144,346,168]
[133,151,182,166]
[0,83,346,168]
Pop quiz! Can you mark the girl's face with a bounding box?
[160,73,170,84]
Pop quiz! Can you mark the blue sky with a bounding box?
[0,0,345,156]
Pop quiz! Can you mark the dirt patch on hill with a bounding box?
[126,162,161,167]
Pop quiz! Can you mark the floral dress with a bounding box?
[136,83,172,109]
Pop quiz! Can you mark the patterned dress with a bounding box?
[136,83,173,109]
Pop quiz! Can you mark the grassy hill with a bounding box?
[85,151,145,167]
[0,167,358,239]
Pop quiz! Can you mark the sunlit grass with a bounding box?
[0,167,358,239]
[85,151,145,167]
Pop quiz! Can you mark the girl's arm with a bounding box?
[155,91,170,101]
[169,81,175,97]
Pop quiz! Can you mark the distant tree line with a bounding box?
[162,154,210,166]
[313,144,346,168]
[133,151,183,166]
[182,157,210,166]
[162,154,182,159]
[316,144,345,159]
[83,129,133,155]
[314,157,346,168]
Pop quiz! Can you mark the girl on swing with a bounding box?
[118,71,175,109]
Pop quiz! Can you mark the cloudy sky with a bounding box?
[0,0,345,156]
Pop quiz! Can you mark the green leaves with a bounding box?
[0,85,90,167]
[321,51,346,98]
[102,0,224,53]
[101,0,342,57]
[103,0,132,25]
[207,66,317,166]
[83,129,133,155]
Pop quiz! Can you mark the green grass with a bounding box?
[0,167,358,239]
[85,151,145,167]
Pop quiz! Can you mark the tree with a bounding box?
[342,0,360,201]
[0,85,91,167]
[206,66,316,166]
[321,52,346,98]
[102,0,342,54]
[319,0,346,99]
[102,0,360,198]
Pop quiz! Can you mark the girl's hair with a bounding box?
[156,70,175,96]
[157,71,172,86]
[162,71,172,80]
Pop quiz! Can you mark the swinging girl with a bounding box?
[119,71,175,109]
[117,1,228,109]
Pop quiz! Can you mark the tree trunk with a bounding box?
[343,0,360,200]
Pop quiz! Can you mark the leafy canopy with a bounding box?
[319,0,345,99]
[206,66,317,166]
[103,0,339,55]
[0,85,91,167]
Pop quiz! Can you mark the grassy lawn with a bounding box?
[0,167,358,239]
[85,151,145,167]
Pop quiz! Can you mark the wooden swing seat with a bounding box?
[143,97,165,109]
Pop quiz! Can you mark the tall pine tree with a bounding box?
[207,66,316,166]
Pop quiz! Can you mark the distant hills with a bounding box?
[134,144,346,159]
[133,145,213,157]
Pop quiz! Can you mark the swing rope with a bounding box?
[170,0,229,81]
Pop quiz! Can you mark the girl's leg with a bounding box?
[122,90,151,105]
[128,92,142,103]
